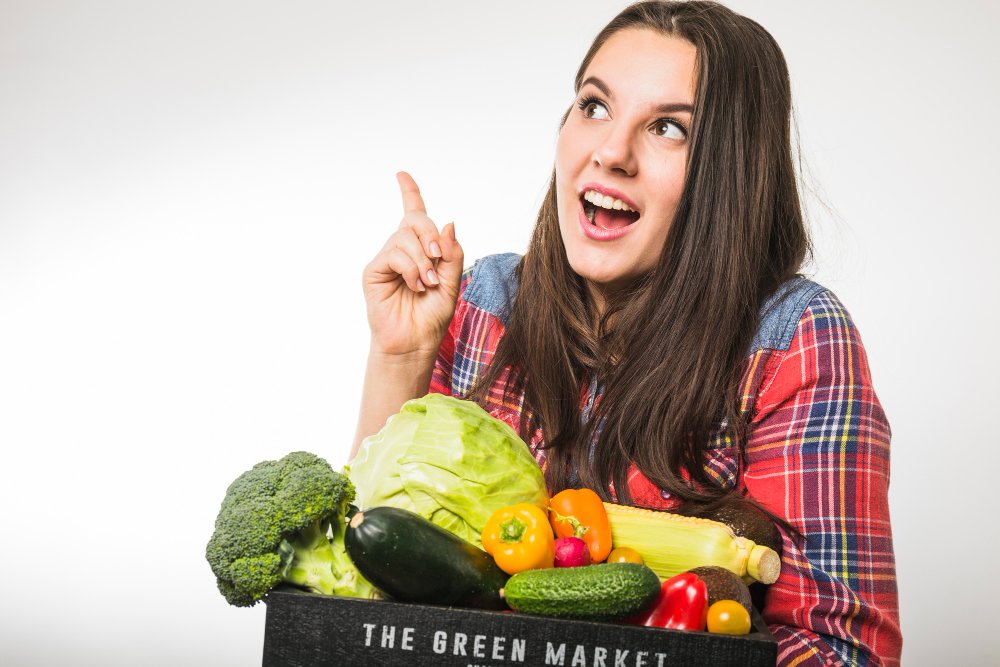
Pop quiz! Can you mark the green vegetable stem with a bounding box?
[205,451,379,607]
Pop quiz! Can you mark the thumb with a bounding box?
[436,222,465,289]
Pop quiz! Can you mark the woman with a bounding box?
[352,2,900,664]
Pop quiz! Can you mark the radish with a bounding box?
[554,536,592,568]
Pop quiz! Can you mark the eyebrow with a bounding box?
[580,76,694,114]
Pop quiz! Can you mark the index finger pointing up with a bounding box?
[396,171,427,215]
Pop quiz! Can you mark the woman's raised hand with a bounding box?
[362,172,464,359]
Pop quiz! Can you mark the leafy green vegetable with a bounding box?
[346,394,548,548]
[205,451,378,606]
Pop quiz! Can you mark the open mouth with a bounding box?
[581,190,641,230]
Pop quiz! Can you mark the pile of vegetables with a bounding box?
[206,394,780,637]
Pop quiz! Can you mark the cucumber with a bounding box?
[503,562,660,621]
[344,506,509,610]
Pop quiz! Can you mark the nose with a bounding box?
[592,123,637,176]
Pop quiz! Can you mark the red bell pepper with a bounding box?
[637,572,708,631]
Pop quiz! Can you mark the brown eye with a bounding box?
[577,97,610,120]
[652,119,686,140]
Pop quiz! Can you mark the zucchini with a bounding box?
[503,562,659,621]
[344,506,509,610]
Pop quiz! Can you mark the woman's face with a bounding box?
[555,28,697,296]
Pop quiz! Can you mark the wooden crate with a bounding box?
[263,588,776,667]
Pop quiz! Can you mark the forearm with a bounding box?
[350,345,438,458]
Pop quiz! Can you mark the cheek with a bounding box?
[648,161,686,222]
[554,134,578,222]
[554,132,571,183]
[663,160,687,202]
[555,120,588,176]
[641,165,686,252]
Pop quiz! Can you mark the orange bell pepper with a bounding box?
[481,503,555,575]
[547,488,613,563]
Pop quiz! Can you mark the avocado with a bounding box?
[687,565,753,614]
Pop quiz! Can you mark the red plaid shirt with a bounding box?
[430,254,901,666]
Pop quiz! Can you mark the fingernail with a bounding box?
[449,222,457,242]
[416,279,426,292]
[426,268,439,285]
[429,241,442,258]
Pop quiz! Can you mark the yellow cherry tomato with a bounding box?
[706,600,752,635]
[606,547,644,565]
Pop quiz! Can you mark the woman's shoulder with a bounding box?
[456,262,855,354]
[750,276,854,353]
[460,253,522,326]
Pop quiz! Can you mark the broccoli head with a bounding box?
[206,450,378,606]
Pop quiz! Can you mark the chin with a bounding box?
[566,255,632,290]
[559,218,651,292]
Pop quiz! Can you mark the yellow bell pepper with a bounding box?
[481,503,555,575]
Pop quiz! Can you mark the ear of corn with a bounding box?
[602,502,780,585]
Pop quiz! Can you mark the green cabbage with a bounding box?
[345,394,548,548]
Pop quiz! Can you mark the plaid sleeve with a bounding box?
[743,291,901,666]
[428,268,473,396]
[428,259,524,424]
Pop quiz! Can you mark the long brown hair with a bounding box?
[473,1,809,507]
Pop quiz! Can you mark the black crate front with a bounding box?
[262,589,777,667]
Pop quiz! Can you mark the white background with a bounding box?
[2,1,998,664]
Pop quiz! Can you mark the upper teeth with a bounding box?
[583,190,634,212]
